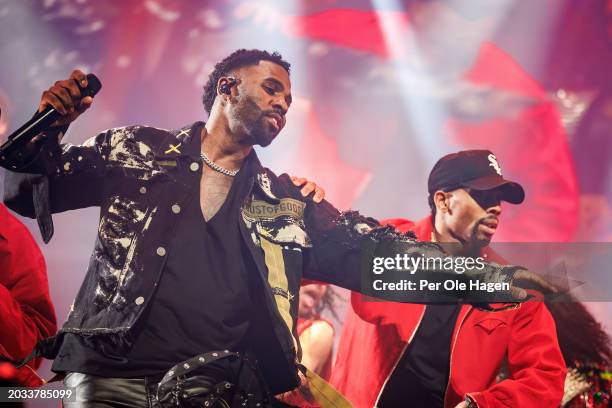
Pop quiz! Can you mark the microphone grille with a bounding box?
[82,74,102,97]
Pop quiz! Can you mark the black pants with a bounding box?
[61,372,289,408]
[63,372,162,408]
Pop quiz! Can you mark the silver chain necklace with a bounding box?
[200,151,239,177]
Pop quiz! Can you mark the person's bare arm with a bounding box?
[299,320,334,376]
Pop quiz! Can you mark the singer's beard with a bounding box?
[232,96,279,147]
[231,96,280,147]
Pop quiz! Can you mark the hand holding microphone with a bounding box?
[37,69,97,129]
[0,69,101,161]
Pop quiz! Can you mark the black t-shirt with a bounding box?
[378,304,460,408]
[52,159,258,377]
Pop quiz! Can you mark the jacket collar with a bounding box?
[411,216,435,241]
[153,122,279,202]
[241,147,279,203]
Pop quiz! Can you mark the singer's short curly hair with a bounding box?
[202,49,291,114]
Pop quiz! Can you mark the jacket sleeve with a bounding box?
[3,127,112,219]
[301,199,520,302]
[467,302,566,408]
[0,211,57,365]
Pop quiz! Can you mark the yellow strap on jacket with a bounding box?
[304,367,354,408]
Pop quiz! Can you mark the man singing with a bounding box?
[3,49,552,407]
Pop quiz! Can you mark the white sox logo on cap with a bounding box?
[488,154,502,176]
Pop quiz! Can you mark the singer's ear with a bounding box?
[218,77,241,99]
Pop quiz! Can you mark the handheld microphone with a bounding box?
[0,73,102,160]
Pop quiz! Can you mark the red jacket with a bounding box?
[0,203,56,386]
[330,217,566,407]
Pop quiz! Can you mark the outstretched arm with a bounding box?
[300,195,554,303]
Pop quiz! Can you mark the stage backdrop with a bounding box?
[1,1,611,404]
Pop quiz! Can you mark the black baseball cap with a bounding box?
[428,150,525,204]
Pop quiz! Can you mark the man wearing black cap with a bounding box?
[331,150,566,408]
[424,150,525,254]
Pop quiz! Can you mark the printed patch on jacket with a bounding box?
[256,222,311,247]
[243,199,305,220]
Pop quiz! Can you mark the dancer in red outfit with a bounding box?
[331,150,566,408]
[0,203,56,386]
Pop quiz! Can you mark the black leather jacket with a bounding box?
[3,121,517,392]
